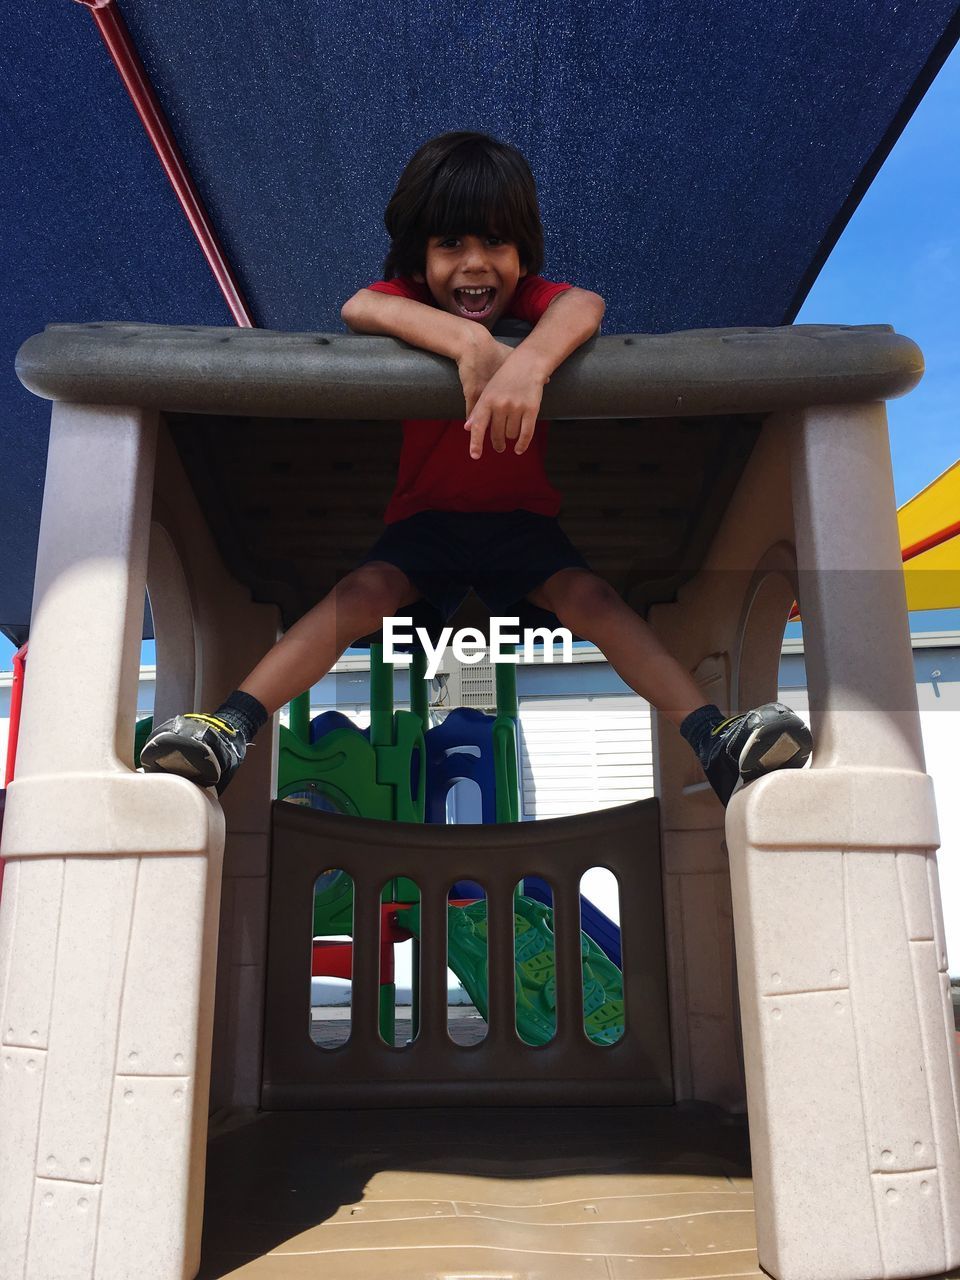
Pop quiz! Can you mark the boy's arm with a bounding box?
[465,287,605,458]
[341,289,512,416]
[342,289,485,360]
[341,285,605,458]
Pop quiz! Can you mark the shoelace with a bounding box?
[183,713,238,736]
[710,712,744,738]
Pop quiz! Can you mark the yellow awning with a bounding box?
[897,459,960,612]
[789,458,960,621]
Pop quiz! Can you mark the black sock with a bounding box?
[214,691,268,744]
[679,703,725,762]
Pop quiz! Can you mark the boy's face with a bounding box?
[418,233,526,328]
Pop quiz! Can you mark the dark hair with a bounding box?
[383,132,545,279]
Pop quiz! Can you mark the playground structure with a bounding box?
[277,652,427,822]
[276,644,620,1044]
[277,642,530,1037]
[275,645,521,822]
[1,322,959,1279]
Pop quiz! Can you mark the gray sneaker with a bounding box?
[700,702,812,805]
[140,713,245,794]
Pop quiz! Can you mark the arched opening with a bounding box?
[444,774,483,824]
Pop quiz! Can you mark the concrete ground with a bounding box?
[311,1003,488,1049]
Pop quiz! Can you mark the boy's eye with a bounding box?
[431,235,508,249]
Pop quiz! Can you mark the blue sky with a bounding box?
[1,46,957,671]
[793,41,960,637]
[795,43,960,508]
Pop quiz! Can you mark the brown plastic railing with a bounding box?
[263,799,672,1109]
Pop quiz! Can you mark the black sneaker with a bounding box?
[140,713,245,794]
[700,702,812,806]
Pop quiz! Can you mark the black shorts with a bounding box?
[361,510,589,621]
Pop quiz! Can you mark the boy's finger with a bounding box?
[465,410,489,459]
[490,413,509,454]
[515,412,537,456]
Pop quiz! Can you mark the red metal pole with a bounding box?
[4,643,28,788]
[75,0,255,328]
[1,642,28,895]
[900,518,960,564]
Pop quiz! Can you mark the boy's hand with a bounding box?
[341,284,605,461]
[456,333,513,422]
[464,349,549,459]
[463,288,605,459]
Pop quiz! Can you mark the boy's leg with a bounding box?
[527,569,705,725]
[141,562,420,790]
[238,561,420,713]
[527,568,811,804]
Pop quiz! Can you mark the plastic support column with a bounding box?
[369,642,393,749]
[494,647,518,720]
[288,690,310,743]
[378,983,396,1045]
[493,645,521,824]
[409,643,428,729]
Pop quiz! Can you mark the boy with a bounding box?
[142,131,811,803]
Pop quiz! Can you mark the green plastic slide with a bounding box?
[396,895,624,1046]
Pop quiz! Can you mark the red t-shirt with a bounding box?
[366,275,571,524]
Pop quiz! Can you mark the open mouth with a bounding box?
[453,286,496,320]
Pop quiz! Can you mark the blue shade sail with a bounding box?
[1,0,958,641]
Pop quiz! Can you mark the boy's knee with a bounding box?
[336,563,412,623]
[546,570,620,628]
